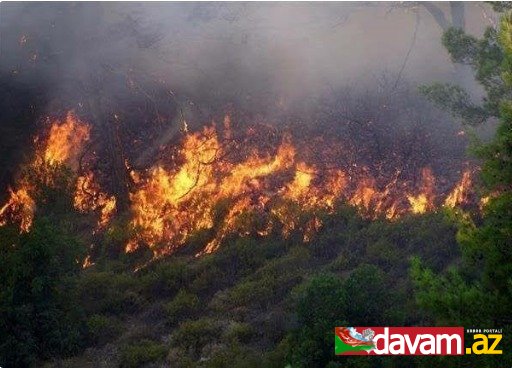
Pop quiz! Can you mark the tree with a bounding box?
[0,218,86,366]
[0,164,87,366]
[412,6,512,366]
[398,2,470,86]
[290,273,347,368]
[344,264,392,326]
[420,13,507,124]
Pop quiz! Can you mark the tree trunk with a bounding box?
[88,94,131,214]
[450,2,465,30]
[422,2,449,31]
[449,3,474,92]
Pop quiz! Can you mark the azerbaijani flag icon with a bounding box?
[335,327,375,355]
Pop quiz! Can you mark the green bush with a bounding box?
[86,314,122,346]
[311,205,366,259]
[172,318,222,359]
[289,273,347,368]
[165,289,200,324]
[357,213,459,273]
[140,258,191,298]
[212,248,309,312]
[365,238,401,271]
[167,347,195,368]
[119,339,167,368]
[203,342,261,368]
[189,260,226,295]
[189,237,288,297]
[0,218,85,366]
[214,272,301,312]
[263,337,291,368]
[344,263,392,325]
[224,322,254,344]
[77,271,144,315]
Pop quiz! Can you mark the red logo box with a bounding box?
[335,327,465,355]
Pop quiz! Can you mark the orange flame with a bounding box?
[74,172,117,228]
[444,169,472,208]
[407,167,435,214]
[42,112,90,168]
[0,113,114,232]
[0,112,478,262]
[82,255,95,269]
[0,187,35,232]
[126,123,476,259]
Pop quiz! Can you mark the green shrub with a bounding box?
[203,342,261,368]
[224,322,254,344]
[211,247,309,313]
[172,318,222,359]
[213,276,278,311]
[344,263,393,325]
[358,213,459,273]
[0,218,85,366]
[140,258,191,298]
[189,259,226,294]
[263,337,291,368]
[365,238,401,271]
[119,339,167,368]
[289,273,347,368]
[86,314,122,346]
[167,347,195,368]
[118,322,163,346]
[326,250,350,271]
[165,289,200,324]
[77,271,144,315]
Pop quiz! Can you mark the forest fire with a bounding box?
[0,112,475,259]
[42,113,90,168]
[74,172,117,228]
[407,167,436,214]
[126,118,475,258]
[3,3,510,366]
[444,170,472,208]
[0,112,114,232]
[0,187,35,232]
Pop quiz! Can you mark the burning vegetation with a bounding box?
[2,4,511,367]
[126,118,474,258]
[0,112,115,234]
[0,110,476,263]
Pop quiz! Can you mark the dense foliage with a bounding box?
[415,6,512,368]
[0,202,462,367]
[0,168,86,366]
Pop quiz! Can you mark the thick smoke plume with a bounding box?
[0,2,492,113]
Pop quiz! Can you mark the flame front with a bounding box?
[0,112,478,262]
[0,187,35,232]
[127,122,476,258]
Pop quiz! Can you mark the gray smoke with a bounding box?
[0,2,493,114]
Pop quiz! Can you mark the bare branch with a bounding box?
[422,2,450,31]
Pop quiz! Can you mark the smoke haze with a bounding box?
[0,2,493,112]
[0,2,496,198]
